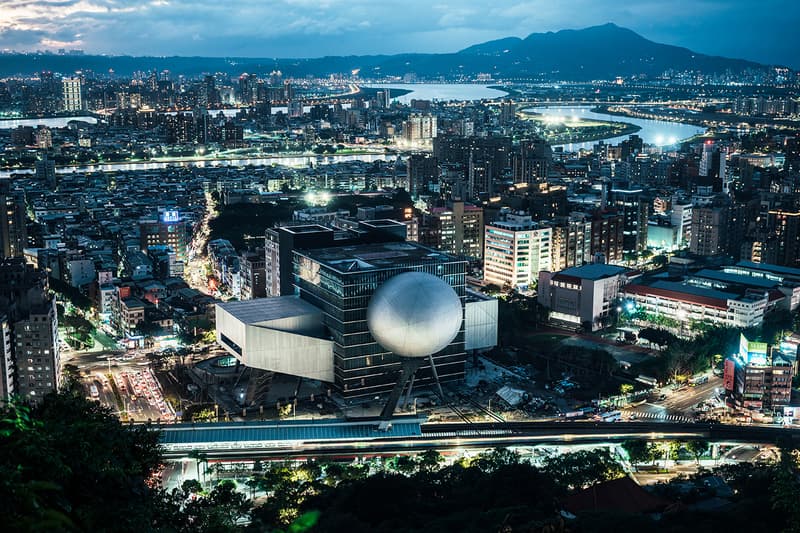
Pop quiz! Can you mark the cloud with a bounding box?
[0,0,796,66]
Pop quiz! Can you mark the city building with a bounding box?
[139,209,188,264]
[621,280,770,333]
[239,250,267,300]
[401,114,437,146]
[264,220,407,298]
[550,215,592,271]
[407,153,438,197]
[0,190,27,259]
[0,259,60,404]
[724,333,794,411]
[609,187,649,256]
[512,138,552,184]
[538,263,630,331]
[483,213,552,290]
[218,241,498,400]
[61,77,83,112]
[419,201,484,259]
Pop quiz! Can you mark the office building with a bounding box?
[484,213,552,290]
[139,209,187,263]
[538,263,630,331]
[724,334,794,411]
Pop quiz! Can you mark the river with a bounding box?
[0,116,98,129]
[0,152,400,178]
[363,83,507,104]
[527,106,706,151]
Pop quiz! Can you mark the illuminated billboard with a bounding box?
[738,333,768,366]
[161,210,181,223]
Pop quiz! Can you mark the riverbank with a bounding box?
[352,86,413,99]
[591,105,708,128]
[521,109,641,147]
[486,85,519,98]
[0,148,398,174]
[595,104,798,131]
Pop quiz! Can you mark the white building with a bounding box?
[538,263,630,331]
[62,77,83,112]
[216,297,335,383]
[484,214,551,290]
[464,289,499,351]
[622,280,770,332]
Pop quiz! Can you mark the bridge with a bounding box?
[157,418,800,459]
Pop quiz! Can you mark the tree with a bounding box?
[686,440,710,464]
[417,450,444,473]
[622,440,653,469]
[542,449,624,491]
[0,391,164,532]
[619,383,634,395]
[188,449,209,483]
[180,480,251,531]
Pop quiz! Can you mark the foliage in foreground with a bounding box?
[1,391,798,532]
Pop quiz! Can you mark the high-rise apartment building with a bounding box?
[419,201,484,259]
[484,213,552,290]
[551,216,592,271]
[62,77,83,112]
[407,153,439,197]
[0,190,27,259]
[609,187,649,255]
[512,139,552,184]
[402,114,437,145]
[0,259,60,404]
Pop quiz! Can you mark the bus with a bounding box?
[600,410,622,422]
[689,375,709,386]
[636,375,658,387]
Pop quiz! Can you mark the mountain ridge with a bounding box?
[0,24,778,79]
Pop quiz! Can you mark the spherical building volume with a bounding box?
[366,272,463,358]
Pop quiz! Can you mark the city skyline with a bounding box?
[0,0,798,68]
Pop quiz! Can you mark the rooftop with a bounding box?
[559,263,628,280]
[692,269,778,289]
[648,280,739,301]
[217,296,322,325]
[297,241,462,274]
[735,261,800,279]
[159,417,424,446]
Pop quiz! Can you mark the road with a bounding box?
[155,419,800,459]
[623,377,723,423]
[65,346,175,422]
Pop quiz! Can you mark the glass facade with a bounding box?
[294,244,467,398]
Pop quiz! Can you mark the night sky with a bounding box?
[1,0,798,67]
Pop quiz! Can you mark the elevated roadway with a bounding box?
[157,419,800,460]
